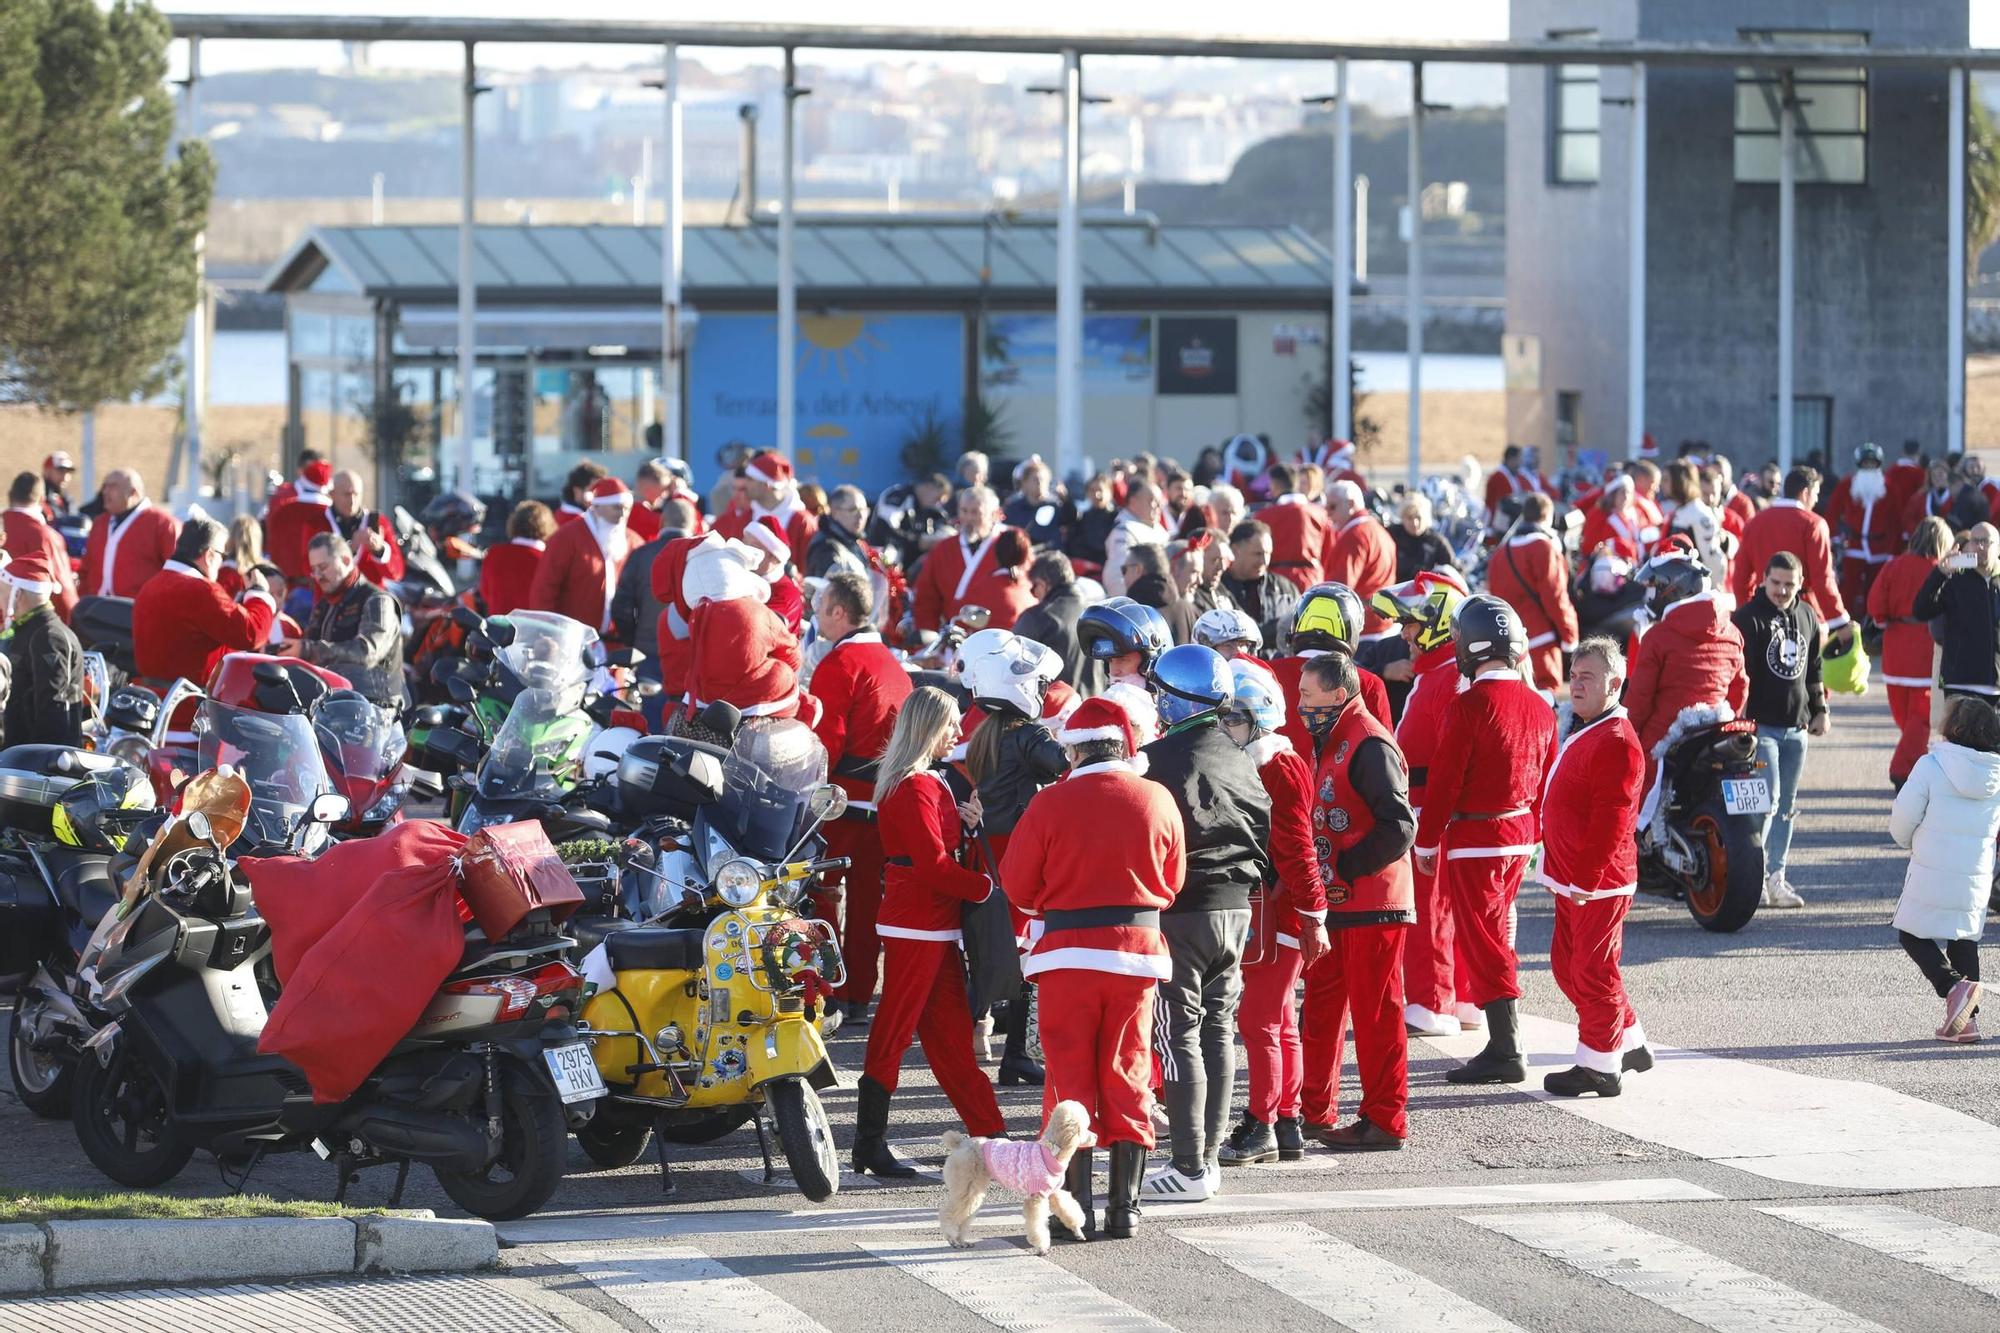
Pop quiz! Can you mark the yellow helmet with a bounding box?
[52,763,155,853]
[1290,583,1365,654]
[1369,570,1471,653]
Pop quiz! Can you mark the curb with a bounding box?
[0,1213,498,1295]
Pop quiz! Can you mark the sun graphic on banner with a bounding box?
[799,315,886,382]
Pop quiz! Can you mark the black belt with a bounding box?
[1043,906,1160,931]
[1272,560,1313,569]
[886,856,914,867]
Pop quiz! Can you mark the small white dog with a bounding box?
[938,1100,1095,1254]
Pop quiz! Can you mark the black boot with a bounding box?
[1103,1141,1145,1239]
[1543,1065,1621,1098]
[1622,1045,1654,1074]
[1057,1147,1095,1240]
[1273,1116,1307,1161]
[997,992,1044,1086]
[850,1075,917,1178]
[1445,999,1526,1085]
[1216,1115,1277,1165]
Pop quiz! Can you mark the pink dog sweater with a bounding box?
[980,1138,1064,1195]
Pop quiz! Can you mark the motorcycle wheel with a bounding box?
[433,1077,569,1221]
[653,1105,756,1145]
[576,1117,653,1170]
[70,1046,193,1187]
[9,997,72,1119]
[766,1077,840,1203]
[1684,804,1765,934]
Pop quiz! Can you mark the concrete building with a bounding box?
[1506,0,1966,470]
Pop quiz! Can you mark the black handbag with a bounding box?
[960,831,1024,1015]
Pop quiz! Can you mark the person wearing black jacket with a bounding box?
[1014,551,1097,694]
[1125,543,1196,646]
[1140,645,1274,1202]
[805,488,875,579]
[2,557,83,749]
[1914,523,2000,701]
[1218,520,1300,657]
[1002,457,1071,551]
[1732,551,1829,912]
[611,500,694,731]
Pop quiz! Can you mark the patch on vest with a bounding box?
[1318,776,1336,802]
[1333,740,1350,765]
[1326,806,1350,832]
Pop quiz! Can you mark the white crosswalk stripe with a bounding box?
[1466,1210,1895,1333]
[853,1235,1174,1332]
[1175,1222,1527,1332]
[1761,1204,2000,1301]
[554,1246,830,1332]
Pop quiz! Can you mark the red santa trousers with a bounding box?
[1403,859,1456,1018]
[1299,924,1409,1138]
[823,819,886,1005]
[1236,946,1304,1124]
[1887,684,1932,785]
[1445,850,1529,1008]
[1526,644,1563,697]
[1037,968,1157,1149]
[861,938,1005,1137]
[1838,555,1884,620]
[1549,894,1640,1072]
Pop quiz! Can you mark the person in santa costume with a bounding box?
[1257,462,1332,592]
[4,473,77,621]
[956,528,1036,631]
[1414,594,1557,1087]
[1711,452,1759,532]
[912,485,1020,632]
[738,519,809,636]
[1731,465,1852,638]
[1322,480,1398,649]
[264,458,337,584]
[1,545,85,748]
[1486,492,1578,696]
[681,536,805,722]
[806,569,914,1026]
[851,686,1009,1180]
[650,530,717,705]
[1871,517,1952,787]
[1481,444,1550,525]
[714,450,817,568]
[260,449,322,518]
[132,518,277,689]
[1003,695,1186,1241]
[1627,460,1666,548]
[1830,443,1899,614]
[327,469,406,587]
[1625,548,1750,794]
[626,458,671,543]
[1302,438,1367,492]
[1579,475,1645,566]
[80,469,179,600]
[1369,569,1472,1037]
[1539,637,1650,1097]
[1214,659,1326,1166]
[1269,584,1391,758]
[480,501,555,617]
[529,477,634,637]
[1884,439,1928,522]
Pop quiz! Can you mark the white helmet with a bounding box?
[583,726,643,782]
[951,627,1016,676]
[963,637,1061,719]
[1193,606,1261,653]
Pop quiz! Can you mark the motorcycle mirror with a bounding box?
[956,605,991,632]
[250,661,287,686]
[446,675,477,705]
[449,605,484,634]
[187,810,212,843]
[483,617,517,649]
[807,784,848,823]
[308,793,351,825]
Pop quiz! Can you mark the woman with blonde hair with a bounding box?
[218,514,265,600]
[1871,514,1955,787]
[852,686,1007,1177]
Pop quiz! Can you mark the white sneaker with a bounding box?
[1405,1003,1463,1037]
[1761,871,1806,909]
[1141,1162,1214,1202]
[1453,1002,1485,1032]
[1206,1161,1224,1196]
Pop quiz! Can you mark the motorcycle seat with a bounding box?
[48,849,118,925]
[605,926,706,974]
[569,916,639,957]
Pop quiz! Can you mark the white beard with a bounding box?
[1850,468,1887,505]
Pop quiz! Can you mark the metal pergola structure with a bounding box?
[163,14,2000,499]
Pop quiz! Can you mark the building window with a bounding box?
[1556,391,1582,452]
[1735,31,1868,185]
[1550,31,1600,184]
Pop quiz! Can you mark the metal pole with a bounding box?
[778,47,797,461]
[371,171,385,224]
[1949,66,1967,458]
[661,43,685,461]
[182,35,205,506]
[1355,175,1370,284]
[1777,77,1795,472]
[1626,62,1647,463]
[1055,48,1084,485]
[1332,58,1353,442]
[80,411,97,496]
[457,42,478,494]
[1405,63,1423,489]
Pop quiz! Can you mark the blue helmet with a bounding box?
[1078,596,1172,671]
[1227,660,1285,735]
[1149,644,1233,728]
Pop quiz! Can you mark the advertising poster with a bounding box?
[981,314,1153,397]
[1157,317,1239,395]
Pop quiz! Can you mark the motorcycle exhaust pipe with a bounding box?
[338,1104,492,1172]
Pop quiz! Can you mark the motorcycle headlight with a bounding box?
[109,736,149,766]
[714,858,764,908]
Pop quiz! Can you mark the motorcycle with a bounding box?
[313,689,422,838]
[71,596,136,683]
[141,655,351,807]
[1637,717,1772,932]
[575,717,849,1200]
[80,651,160,767]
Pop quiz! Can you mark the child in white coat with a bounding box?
[1890,696,2000,1042]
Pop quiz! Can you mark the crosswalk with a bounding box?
[12,1197,1997,1332]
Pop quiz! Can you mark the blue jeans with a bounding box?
[1756,725,1808,878]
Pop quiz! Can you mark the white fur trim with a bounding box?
[1543,878,1637,901]
[877,924,963,943]
[1243,733,1293,767]
[684,540,773,605]
[1446,843,1537,861]
[1620,1022,1648,1052]
[1526,630,1557,649]
[1057,724,1127,744]
[746,457,790,488]
[1023,947,1172,980]
[1880,674,1932,688]
[1574,1042,1623,1075]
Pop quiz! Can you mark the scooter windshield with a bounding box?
[708,719,828,862]
[492,611,598,702]
[477,686,591,802]
[195,701,335,851]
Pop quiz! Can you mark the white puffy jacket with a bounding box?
[1890,741,2000,941]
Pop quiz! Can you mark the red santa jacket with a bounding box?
[479,538,544,617]
[627,502,662,545]
[1830,474,1900,566]
[1414,672,1557,860]
[554,502,587,527]
[81,502,179,599]
[1324,514,1397,634]
[877,768,992,940]
[808,631,913,806]
[1270,651,1392,760]
[912,529,1019,631]
[686,595,802,718]
[955,564,1036,631]
[1884,458,1927,524]
[1631,491,1665,547]
[1003,761,1186,980]
[529,517,633,634]
[1580,503,1644,564]
[1538,705,1643,900]
[1247,734,1327,944]
[1731,499,1849,629]
[1726,490,1758,530]
[1487,527,1579,654]
[1902,485,1960,540]
[715,497,817,569]
[1393,642,1459,818]
[649,534,713,696]
[328,509,406,587]
[264,495,332,583]
[3,508,77,620]
[1308,693,1415,918]
[1868,552,1942,687]
[1483,465,1547,519]
[1625,592,1750,758]
[132,563,278,686]
[1259,495,1333,591]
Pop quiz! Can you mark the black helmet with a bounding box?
[1854,440,1884,468]
[1632,549,1710,615]
[419,491,487,541]
[1078,597,1171,672]
[1292,582,1366,655]
[1452,593,1528,679]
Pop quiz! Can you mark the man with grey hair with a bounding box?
[279,532,404,709]
[912,484,1013,631]
[81,467,179,598]
[1204,483,1246,542]
[806,485,873,579]
[956,450,990,492]
[132,516,274,687]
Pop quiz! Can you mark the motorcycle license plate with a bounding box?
[543,1042,607,1105]
[1722,777,1773,816]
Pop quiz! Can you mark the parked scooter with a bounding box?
[1637,717,1772,932]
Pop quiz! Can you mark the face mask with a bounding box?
[1298,703,1342,737]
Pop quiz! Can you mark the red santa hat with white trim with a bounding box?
[1056,696,1137,755]
[0,546,57,596]
[587,476,632,506]
[740,516,792,565]
[743,450,794,490]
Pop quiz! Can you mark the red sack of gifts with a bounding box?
[457,820,585,941]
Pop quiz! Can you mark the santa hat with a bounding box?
[588,477,632,504]
[683,539,772,606]
[741,516,791,563]
[1638,433,1659,460]
[1,546,57,595]
[744,451,794,489]
[1056,697,1137,753]
[1325,439,1356,470]
[1605,474,1635,497]
[300,460,334,488]
[43,452,75,474]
